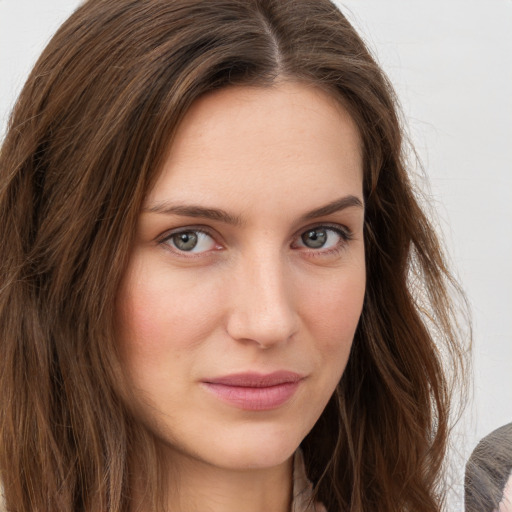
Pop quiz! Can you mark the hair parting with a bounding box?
[0,1,469,511]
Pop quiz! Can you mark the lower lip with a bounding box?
[202,381,301,411]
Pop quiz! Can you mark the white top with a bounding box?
[292,449,327,512]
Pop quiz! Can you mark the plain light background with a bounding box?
[1,0,511,508]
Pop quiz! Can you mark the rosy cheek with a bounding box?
[301,269,365,350]
[116,262,175,369]
[116,259,221,361]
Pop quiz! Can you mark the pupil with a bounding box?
[302,229,327,248]
[174,232,198,251]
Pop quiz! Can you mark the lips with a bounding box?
[202,371,303,411]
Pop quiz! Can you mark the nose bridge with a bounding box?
[226,246,298,347]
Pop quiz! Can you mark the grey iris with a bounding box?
[173,232,198,251]
[302,229,327,248]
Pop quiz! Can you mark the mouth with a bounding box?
[201,371,304,411]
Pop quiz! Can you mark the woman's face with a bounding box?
[116,82,366,471]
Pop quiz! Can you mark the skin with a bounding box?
[116,81,366,512]
[498,474,512,512]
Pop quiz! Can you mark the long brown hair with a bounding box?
[0,1,468,511]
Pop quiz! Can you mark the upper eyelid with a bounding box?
[158,225,217,242]
[158,222,351,236]
[292,222,353,240]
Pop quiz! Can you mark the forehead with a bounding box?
[146,81,363,217]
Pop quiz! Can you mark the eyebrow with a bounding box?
[300,195,364,221]
[143,195,363,226]
[143,203,243,226]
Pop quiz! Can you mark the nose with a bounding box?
[225,251,299,349]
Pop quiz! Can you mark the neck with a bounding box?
[169,453,293,512]
[131,445,294,512]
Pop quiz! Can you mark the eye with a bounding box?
[162,229,218,254]
[294,226,350,251]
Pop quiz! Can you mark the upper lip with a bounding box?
[203,371,304,388]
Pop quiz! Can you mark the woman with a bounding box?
[0,1,468,511]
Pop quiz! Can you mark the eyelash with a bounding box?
[293,224,353,257]
[158,227,221,258]
[158,224,353,258]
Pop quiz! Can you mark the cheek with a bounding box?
[115,255,222,368]
[293,260,365,421]
[300,263,365,357]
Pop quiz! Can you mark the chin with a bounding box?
[156,418,306,471]
[219,415,316,468]
[214,438,298,470]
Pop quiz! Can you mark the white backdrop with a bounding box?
[1,1,511,508]
[338,0,512,450]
